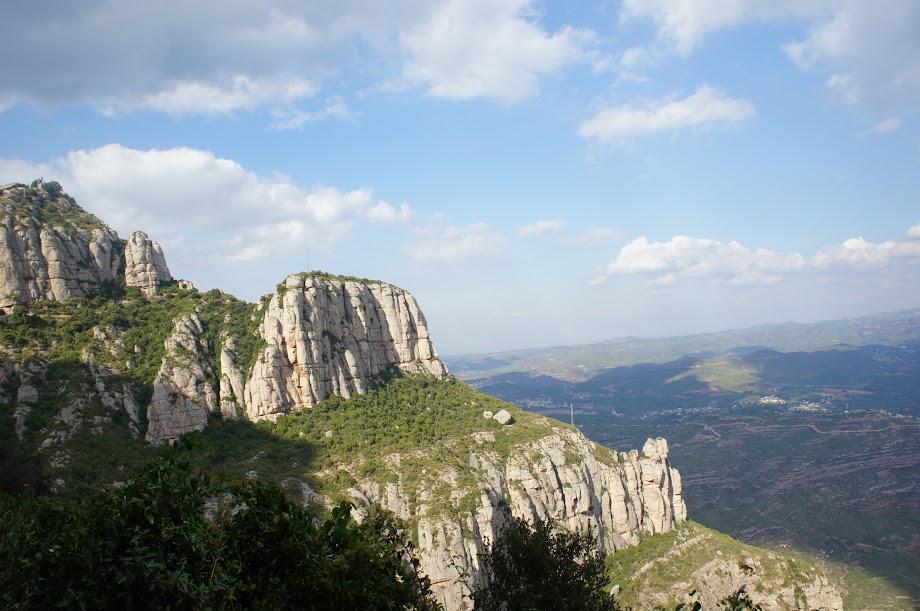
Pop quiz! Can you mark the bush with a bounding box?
[473,516,620,611]
[0,447,440,610]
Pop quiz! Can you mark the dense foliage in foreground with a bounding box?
[0,444,438,610]
[472,517,620,611]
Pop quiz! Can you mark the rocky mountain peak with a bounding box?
[0,180,172,307]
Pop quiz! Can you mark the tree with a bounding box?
[472,517,620,611]
[0,448,439,610]
[718,586,763,610]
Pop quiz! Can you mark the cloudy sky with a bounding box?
[1,0,918,354]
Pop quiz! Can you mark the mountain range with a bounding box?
[0,180,846,610]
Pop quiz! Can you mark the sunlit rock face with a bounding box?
[244,274,448,421]
[0,185,123,307]
[124,231,171,297]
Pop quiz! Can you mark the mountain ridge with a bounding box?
[0,180,842,610]
[448,307,920,381]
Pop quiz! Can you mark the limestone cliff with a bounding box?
[244,274,448,421]
[0,181,175,306]
[0,182,123,306]
[124,231,172,297]
[145,313,218,446]
[345,431,686,609]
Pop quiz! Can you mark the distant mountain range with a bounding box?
[446,307,920,381]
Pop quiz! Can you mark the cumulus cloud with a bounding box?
[403,217,508,263]
[619,0,829,56]
[0,0,597,113]
[620,0,920,112]
[597,227,920,287]
[0,145,411,262]
[398,0,594,103]
[785,3,920,110]
[0,1,380,114]
[102,76,317,117]
[579,85,756,144]
[517,220,566,238]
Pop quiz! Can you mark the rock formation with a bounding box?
[347,429,687,609]
[124,231,172,297]
[0,182,175,306]
[610,520,844,611]
[145,314,218,446]
[244,274,448,420]
[0,183,123,306]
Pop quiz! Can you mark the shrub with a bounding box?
[473,516,620,611]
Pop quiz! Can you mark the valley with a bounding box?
[452,325,920,609]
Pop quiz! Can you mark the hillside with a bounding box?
[0,180,845,610]
[454,317,920,607]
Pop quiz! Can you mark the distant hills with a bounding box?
[447,307,920,381]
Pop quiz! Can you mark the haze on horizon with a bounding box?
[1,0,918,354]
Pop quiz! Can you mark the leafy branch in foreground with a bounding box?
[472,516,620,611]
[0,444,440,610]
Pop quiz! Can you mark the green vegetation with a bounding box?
[1,181,115,234]
[200,376,560,518]
[0,285,263,401]
[0,286,265,494]
[473,516,620,611]
[0,444,439,610]
[605,521,825,610]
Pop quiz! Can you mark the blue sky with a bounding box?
[1,0,918,354]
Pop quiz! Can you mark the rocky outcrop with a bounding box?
[680,555,843,611]
[0,183,177,306]
[345,429,687,609]
[0,184,123,306]
[218,335,246,420]
[611,521,843,611]
[244,274,448,420]
[124,231,171,297]
[145,314,218,445]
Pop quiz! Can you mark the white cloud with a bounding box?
[0,145,409,263]
[0,0,597,113]
[619,0,830,56]
[368,201,414,224]
[859,117,903,136]
[102,75,317,117]
[398,0,594,103]
[619,0,920,112]
[785,3,920,110]
[403,218,508,263]
[267,97,350,131]
[598,228,920,287]
[517,219,566,238]
[579,85,756,144]
[811,236,920,271]
[0,2,379,113]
